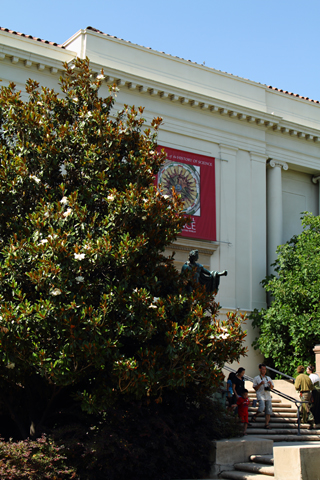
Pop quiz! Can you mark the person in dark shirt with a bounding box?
[232,367,245,405]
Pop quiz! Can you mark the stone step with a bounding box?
[250,403,296,409]
[251,417,304,424]
[247,428,320,435]
[219,470,273,479]
[234,462,274,476]
[248,395,281,403]
[249,407,296,413]
[254,434,320,442]
[249,455,274,466]
[248,423,310,429]
[270,412,298,418]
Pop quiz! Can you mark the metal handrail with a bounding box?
[264,365,295,382]
[224,365,308,435]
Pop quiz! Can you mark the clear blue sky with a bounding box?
[2,0,320,100]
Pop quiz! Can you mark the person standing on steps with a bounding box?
[226,372,235,411]
[251,364,274,429]
[307,366,320,426]
[236,389,251,435]
[231,368,246,407]
[307,365,320,387]
[295,365,314,425]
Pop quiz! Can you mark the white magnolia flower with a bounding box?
[59,164,67,176]
[107,195,115,201]
[142,216,147,221]
[218,333,230,340]
[83,244,90,250]
[50,288,61,296]
[63,208,72,218]
[44,211,50,218]
[48,234,58,240]
[153,297,160,303]
[74,253,85,261]
[96,74,105,80]
[40,239,48,244]
[29,174,41,184]
[75,276,84,282]
[148,304,157,309]
[60,197,68,205]
[6,362,15,370]
[163,195,170,200]
[73,97,79,102]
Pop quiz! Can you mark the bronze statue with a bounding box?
[181,249,227,293]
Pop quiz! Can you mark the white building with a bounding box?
[1,26,320,376]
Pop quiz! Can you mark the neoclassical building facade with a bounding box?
[1,26,320,375]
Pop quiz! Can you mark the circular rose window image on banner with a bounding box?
[158,162,200,216]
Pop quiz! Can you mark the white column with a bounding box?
[250,152,268,309]
[217,144,238,308]
[267,159,288,276]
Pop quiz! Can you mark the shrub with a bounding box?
[0,434,78,479]
[52,394,241,480]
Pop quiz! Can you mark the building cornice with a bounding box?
[0,43,75,75]
[1,37,320,146]
[85,62,320,144]
[118,78,320,144]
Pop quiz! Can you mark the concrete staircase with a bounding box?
[211,379,320,479]
[246,388,320,441]
[219,453,274,479]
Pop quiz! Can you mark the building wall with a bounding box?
[282,170,318,242]
[1,27,320,376]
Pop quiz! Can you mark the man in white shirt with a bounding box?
[251,364,274,429]
[307,366,320,386]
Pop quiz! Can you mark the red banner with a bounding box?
[157,146,216,241]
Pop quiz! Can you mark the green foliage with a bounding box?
[0,435,78,479]
[252,212,320,373]
[0,58,246,439]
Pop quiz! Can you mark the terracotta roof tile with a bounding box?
[0,27,65,48]
[267,85,320,104]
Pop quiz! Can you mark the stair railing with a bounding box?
[224,365,308,435]
[263,365,294,382]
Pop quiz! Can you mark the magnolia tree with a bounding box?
[0,58,246,438]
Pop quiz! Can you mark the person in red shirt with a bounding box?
[236,389,251,435]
